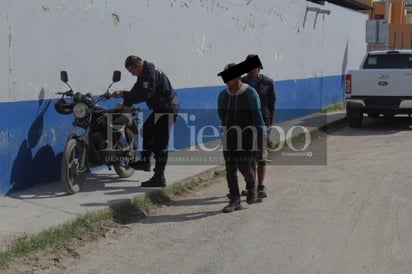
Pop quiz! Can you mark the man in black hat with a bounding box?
[241,54,276,198]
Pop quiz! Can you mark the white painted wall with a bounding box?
[0,0,367,102]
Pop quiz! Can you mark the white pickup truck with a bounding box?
[345,50,412,127]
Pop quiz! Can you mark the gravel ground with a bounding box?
[5,118,412,274]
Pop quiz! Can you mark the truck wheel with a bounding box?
[347,105,363,128]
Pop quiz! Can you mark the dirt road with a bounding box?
[23,118,412,273]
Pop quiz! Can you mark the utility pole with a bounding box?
[385,0,390,48]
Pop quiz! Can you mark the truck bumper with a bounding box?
[346,97,412,116]
[399,100,412,108]
[346,99,365,108]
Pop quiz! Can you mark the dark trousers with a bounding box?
[141,111,177,174]
[223,150,256,197]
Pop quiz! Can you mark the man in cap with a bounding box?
[217,61,267,212]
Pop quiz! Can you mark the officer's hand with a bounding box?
[111,90,123,98]
[114,103,124,111]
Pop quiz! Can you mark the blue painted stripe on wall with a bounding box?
[176,86,223,109]
[321,75,345,106]
[0,75,343,195]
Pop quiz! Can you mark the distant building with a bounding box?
[364,0,412,49]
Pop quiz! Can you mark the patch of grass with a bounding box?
[319,117,348,134]
[320,102,345,113]
[213,169,226,177]
[292,117,347,142]
[110,201,145,223]
[269,128,323,152]
[0,210,112,268]
[0,167,226,270]
[269,115,347,152]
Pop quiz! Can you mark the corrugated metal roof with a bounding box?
[374,0,412,4]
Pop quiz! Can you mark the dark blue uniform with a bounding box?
[123,61,179,182]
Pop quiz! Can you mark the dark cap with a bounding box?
[217,55,263,83]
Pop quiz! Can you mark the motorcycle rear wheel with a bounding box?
[113,128,136,178]
[61,138,87,194]
[113,163,134,178]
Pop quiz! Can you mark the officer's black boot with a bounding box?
[140,172,166,187]
[140,153,167,187]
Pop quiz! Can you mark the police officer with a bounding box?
[112,55,179,187]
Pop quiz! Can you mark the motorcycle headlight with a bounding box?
[73,102,88,118]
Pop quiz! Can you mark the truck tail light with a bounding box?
[345,74,352,94]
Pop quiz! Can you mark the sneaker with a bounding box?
[222,196,242,213]
[141,176,166,187]
[257,185,267,199]
[129,160,151,172]
[246,189,257,204]
[240,190,247,196]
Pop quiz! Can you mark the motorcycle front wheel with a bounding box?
[61,138,87,194]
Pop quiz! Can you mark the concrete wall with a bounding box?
[0,0,367,194]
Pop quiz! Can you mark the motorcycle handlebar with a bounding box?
[56,90,73,96]
[121,107,141,113]
[95,92,112,104]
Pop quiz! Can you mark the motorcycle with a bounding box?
[55,70,140,194]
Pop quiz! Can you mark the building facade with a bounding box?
[365,0,412,49]
[0,0,368,194]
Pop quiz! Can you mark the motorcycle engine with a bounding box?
[92,132,107,150]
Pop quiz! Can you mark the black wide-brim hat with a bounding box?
[217,55,262,83]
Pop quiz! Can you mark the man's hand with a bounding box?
[111,90,123,98]
[266,126,273,148]
[267,139,273,149]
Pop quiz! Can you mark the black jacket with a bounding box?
[241,74,275,126]
[123,61,179,113]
